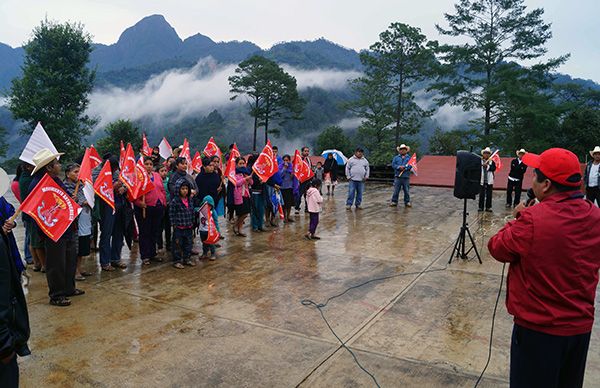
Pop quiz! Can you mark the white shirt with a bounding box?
[590,163,600,187]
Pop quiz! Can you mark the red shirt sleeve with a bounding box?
[488,210,534,263]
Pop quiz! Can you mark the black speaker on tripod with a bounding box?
[454,150,482,199]
[450,150,483,264]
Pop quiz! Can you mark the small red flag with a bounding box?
[94,161,115,212]
[119,143,138,195]
[89,145,102,168]
[20,174,81,242]
[491,151,502,171]
[293,150,314,183]
[142,133,152,157]
[128,158,155,201]
[252,140,277,182]
[192,151,203,173]
[407,153,418,176]
[180,138,192,174]
[203,136,222,170]
[200,203,220,245]
[224,144,241,185]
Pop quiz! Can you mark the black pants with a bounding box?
[510,324,591,388]
[134,204,164,259]
[586,186,599,206]
[478,184,493,210]
[44,232,77,299]
[295,181,310,211]
[506,180,523,206]
[162,205,171,250]
[0,355,18,388]
[172,228,193,263]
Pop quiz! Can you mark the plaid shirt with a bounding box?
[169,196,194,228]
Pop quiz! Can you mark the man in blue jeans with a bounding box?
[390,144,413,207]
[345,148,370,210]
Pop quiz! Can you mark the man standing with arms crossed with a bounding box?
[488,148,600,388]
[345,148,370,210]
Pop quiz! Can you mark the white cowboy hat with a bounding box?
[397,144,408,152]
[516,149,526,156]
[0,167,9,197]
[590,146,600,157]
[31,148,64,175]
[481,147,492,155]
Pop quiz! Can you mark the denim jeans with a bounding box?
[391,177,410,204]
[346,180,364,206]
[251,192,265,230]
[172,228,193,263]
[99,204,125,266]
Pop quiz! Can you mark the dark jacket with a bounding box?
[488,191,600,336]
[168,170,198,199]
[0,198,24,274]
[584,161,600,188]
[323,158,338,181]
[195,169,221,204]
[169,180,195,228]
[508,158,528,181]
[0,230,31,360]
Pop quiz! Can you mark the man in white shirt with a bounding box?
[585,146,600,206]
[479,147,496,212]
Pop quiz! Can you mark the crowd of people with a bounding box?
[2,140,600,387]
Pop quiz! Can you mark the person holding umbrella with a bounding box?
[322,150,345,196]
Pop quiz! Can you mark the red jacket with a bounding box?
[488,191,600,336]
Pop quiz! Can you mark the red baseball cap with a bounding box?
[522,148,582,187]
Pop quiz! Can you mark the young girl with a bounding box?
[134,157,166,265]
[157,164,169,252]
[233,157,253,237]
[199,195,219,260]
[169,181,195,268]
[305,179,323,240]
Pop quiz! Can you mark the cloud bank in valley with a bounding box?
[87,58,360,129]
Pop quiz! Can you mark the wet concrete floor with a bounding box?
[9,183,600,387]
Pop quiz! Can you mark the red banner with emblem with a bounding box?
[224,143,241,185]
[119,143,137,196]
[293,150,314,183]
[192,151,203,173]
[93,161,115,212]
[252,140,277,182]
[142,133,152,157]
[491,151,503,171]
[128,158,155,201]
[19,174,81,242]
[407,153,418,176]
[119,140,126,168]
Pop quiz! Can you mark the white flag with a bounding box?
[19,122,59,164]
[82,181,95,209]
[158,137,172,160]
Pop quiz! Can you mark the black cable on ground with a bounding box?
[299,212,487,387]
[473,262,506,387]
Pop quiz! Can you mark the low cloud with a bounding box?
[87,57,360,129]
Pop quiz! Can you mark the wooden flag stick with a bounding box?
[142,194,146,218]
[7,208,21,225]
[72,180,81,198]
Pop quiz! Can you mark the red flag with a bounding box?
[180,138,192,174]
[128,158,155,201]
[252,140,277,182]
[119,140,125,168]
[491,151,502,171]
[407,153,418,176]
[20,174,81,242]
[293,150,314,183]
[192,151,203,173]
[78,148,93,184]
[93,161,115,212]
[200,203,220,245]
[142,133,152,157]
[89,145,102,168]
[119,143,137,195]
[203,137,221,158]
[224,144,241,185]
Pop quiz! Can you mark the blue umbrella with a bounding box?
[321,149,348,165]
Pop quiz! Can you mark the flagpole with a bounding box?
[142,194,146,218]
[73,180,81,198]
[7,208,21,225]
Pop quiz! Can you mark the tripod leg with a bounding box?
[449,232,461,264]
[465,227,483,264]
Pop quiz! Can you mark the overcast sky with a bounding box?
[1,0,598,82]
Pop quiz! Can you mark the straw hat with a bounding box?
[0,167,9,197]
[31,148,64,175]
[397,144,408,152]
[590,146,600,157]
[481,147,492,155]
[516,149,526,156]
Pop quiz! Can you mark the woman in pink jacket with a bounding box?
[305,178,323,240]
[233,157,253,237]
[134,157,167,264]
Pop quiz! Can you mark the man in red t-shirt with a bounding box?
[488,148,600,388]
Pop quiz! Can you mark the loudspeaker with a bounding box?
[454,151,481,199]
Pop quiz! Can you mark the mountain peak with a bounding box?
[116,14,181,47]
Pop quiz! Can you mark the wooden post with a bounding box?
[72,180,81,199]
[7,208,21,225]
[142,194,146,218]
